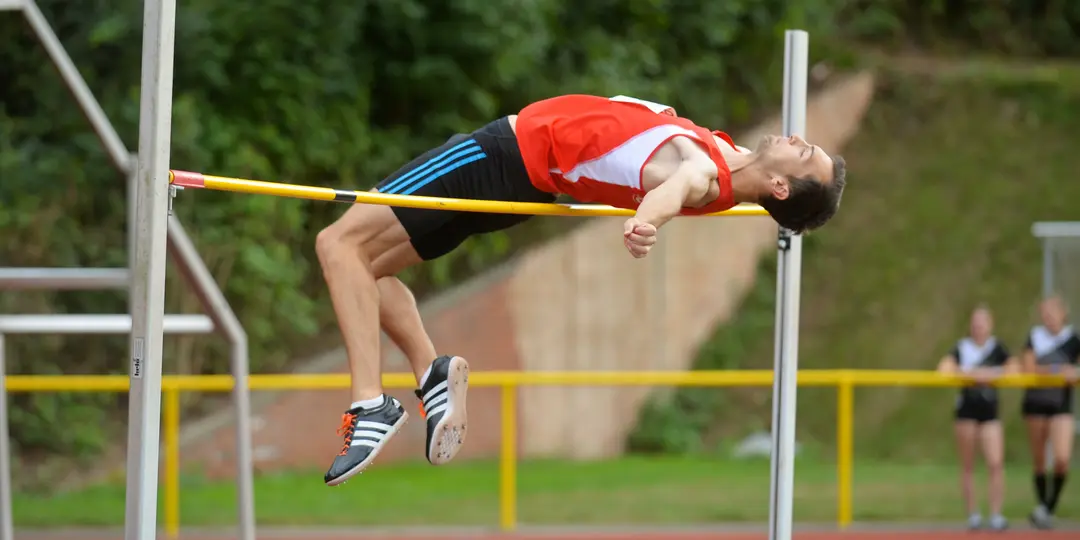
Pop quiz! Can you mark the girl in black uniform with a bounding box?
[937,306,1015,531]
[1021,296,1080,530]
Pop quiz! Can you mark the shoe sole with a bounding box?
[324,410,409,486]
[427,356,469,465]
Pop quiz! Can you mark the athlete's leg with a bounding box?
[378,277,436,380]
[1046,413,1074,514]
[319,223,437,392]
[351,116,552,469]
[373,242,471,465]
[319,128,479,484]
[318,203,420,486]
[317,204,409,403]
[376,256,471,465]
[953,420,979,521]
[336,215,478,470]
[370,243,437,382]
[385,220,481,466]
[376,115,553,466]
[979,420,1006,525]
[1024,413,1052,527]
[1025,415,1049,475]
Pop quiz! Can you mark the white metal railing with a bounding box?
[0,3,256,540]
[0,268,130,290]
[0,315,215,335]
[0,319,217,540]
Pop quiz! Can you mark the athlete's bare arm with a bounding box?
[1021,347,1070,377]
[623,137,717,258]
[936,354,958,374]
[635,137,717,227]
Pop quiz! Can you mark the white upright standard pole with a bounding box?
[124,0,177,538]
[767,29,808,540]
[0,336,12,540]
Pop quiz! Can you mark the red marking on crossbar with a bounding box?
[169,170,206,188]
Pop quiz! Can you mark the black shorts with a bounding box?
[1022,388,1074,418]
[374,117,556,261]
[955,396,998,423]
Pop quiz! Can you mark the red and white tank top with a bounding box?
[515,94,739,215]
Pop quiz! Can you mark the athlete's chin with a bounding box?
[756,135,775,152]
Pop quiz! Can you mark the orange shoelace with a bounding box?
[336,412,356,456]
[415,389,427,419]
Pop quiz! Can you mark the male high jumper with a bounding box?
[318,94,846,485]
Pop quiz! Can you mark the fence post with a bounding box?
[164,385,181,539]
[499,383,517,531]
[836,373,854,529]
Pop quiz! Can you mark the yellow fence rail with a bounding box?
[4,369,1070,536]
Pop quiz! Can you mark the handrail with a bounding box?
[3,369,1072,536]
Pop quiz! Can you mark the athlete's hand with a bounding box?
[623,218,657,258]
[971,368,999,384]
[1062,364,1078,384]
[972,369,993,386]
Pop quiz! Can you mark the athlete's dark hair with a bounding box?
[759,156,847,234]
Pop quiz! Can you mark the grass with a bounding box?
[685,62,1080,461]
[13,456,1079,527]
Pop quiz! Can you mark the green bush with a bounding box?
[837,0,1080,56]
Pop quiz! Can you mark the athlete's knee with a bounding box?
[1031,454,1047,472]
[315,224,348,260]
[958,455,977,473]
[1052,449,1071,473]
[317,205,385,261]
[316,220,372,268]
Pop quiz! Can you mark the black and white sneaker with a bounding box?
[323,395,408,486]
[415,355,469,465]
[1029,504,1053,530]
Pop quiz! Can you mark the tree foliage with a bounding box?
[0,0,811,477]
[836,0,1080,56]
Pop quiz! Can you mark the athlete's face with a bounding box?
[750,133,847,233]
[1040,297,1067,332]
[970,309,993,342]
[755,134,835,193]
